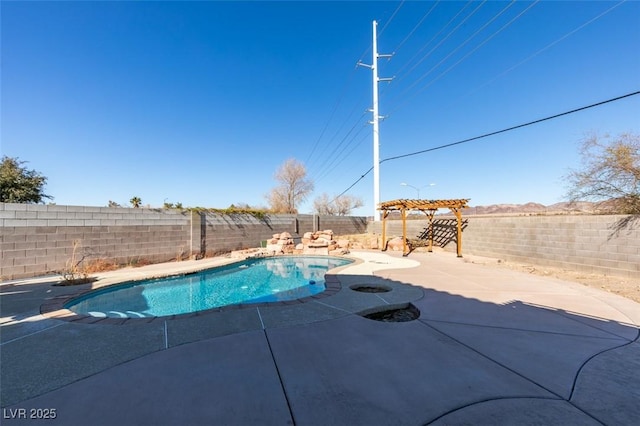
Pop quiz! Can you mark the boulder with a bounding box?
[337,239,350,249]
[303,246,329,256]
[369,238,379,250]
[266,243,283,254]
[386,236,408,251]
[280,231,292,239]
[308,241,329,248]
[329,248,349,256]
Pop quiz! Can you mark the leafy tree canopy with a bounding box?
[0,156,52,203]
[130,196,142,208]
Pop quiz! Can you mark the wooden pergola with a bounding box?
[378,199,470,257]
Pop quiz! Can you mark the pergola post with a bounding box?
[453,208,463,257]
[381,210,389,251]
[401,208,408,256]
[427,210,435,252]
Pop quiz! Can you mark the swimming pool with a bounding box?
[65,256,352,318]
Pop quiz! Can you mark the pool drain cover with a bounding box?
[350,284,391,293]
[361,304,420,322]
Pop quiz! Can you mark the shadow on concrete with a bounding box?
[1,271,638,425]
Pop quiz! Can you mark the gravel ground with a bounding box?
[339,233,640,304]
[463,254,640,304]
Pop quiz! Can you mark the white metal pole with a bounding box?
[372,20,380,221]
[358,21,392,221]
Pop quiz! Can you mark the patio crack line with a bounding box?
[374,294,390,305]
[0,322,66,346]
[555,311,639,342]
[262,329,296,426]
[423,396,568,426]
[312,300,352,314]
[421,318,630,342]
[568,336,639,402]
[528,301,640,342]
[416,320,607,426]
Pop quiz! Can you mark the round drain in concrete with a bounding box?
[360,303,420,322]
[350,284,391,293]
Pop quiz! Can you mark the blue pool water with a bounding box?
[65,256,352,318]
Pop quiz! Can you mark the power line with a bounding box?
[390,1,440,55]
[379,1,441,99]
[331,90,640,200]
[310,112,369,179]
[392,1,473,86]
[387,0,539,117]
[393,0,488,96]
[314,125,371,184]
[356,0,405,65]
[307,106,368,174]
[468,0,626,96]
[304,68,359,165]
[390,0,515,104]
[378,0,405,38]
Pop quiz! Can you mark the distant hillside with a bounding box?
[385,201,614,219]
[465,201,599,215]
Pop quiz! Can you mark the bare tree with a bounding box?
[267,158,314,213]
[334,194,364,215]
[313,193,335,215]
[565,132,639,214]
[313,193,363,216]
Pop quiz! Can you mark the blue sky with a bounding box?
[2,1,639,216]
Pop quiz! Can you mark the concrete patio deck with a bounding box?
[1,250,638,425]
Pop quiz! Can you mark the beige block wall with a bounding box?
[368,215,640,278]
[0,204,370,280]
[1,204,191,280]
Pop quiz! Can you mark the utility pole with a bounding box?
[358,20,393,221]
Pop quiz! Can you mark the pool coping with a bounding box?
[39,254,362,325]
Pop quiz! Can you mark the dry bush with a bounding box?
[83,258,119,273]
[58,240,93,285]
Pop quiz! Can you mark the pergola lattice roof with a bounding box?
[378,199,470,211]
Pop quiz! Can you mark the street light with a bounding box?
[400,182,436,199]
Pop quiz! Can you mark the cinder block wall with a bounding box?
[368,215,640,278]
[199,213,299,255]
[318,215,368,235]
[1,204,191,280]
[0,203,369,280]
[196,213,369,256]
